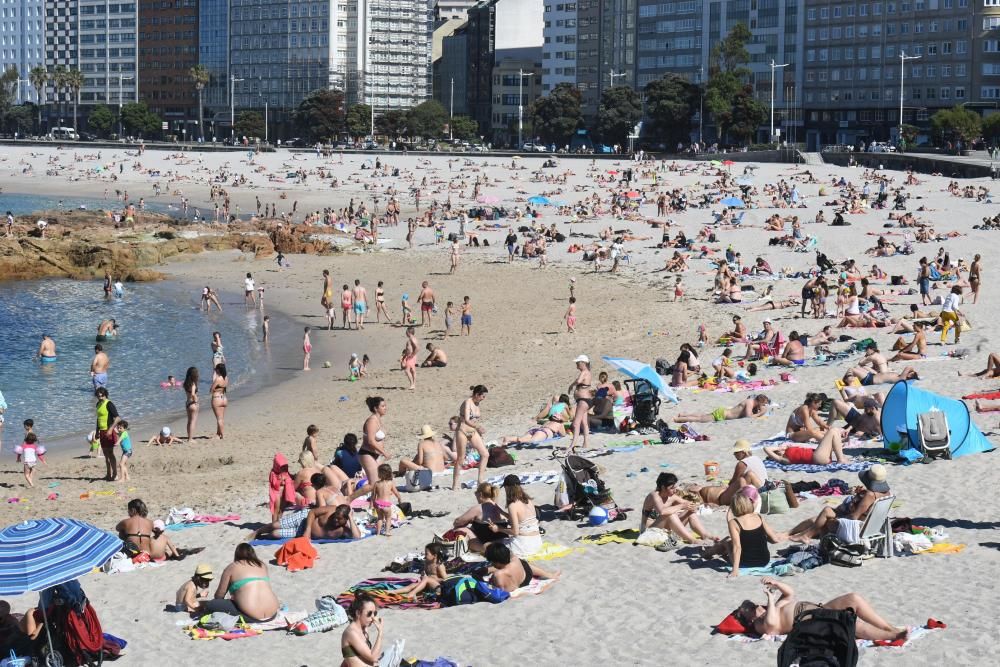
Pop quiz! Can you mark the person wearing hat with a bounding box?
[150,519,182,562]
[147,426,181,446]
[695,439,770,508]
[176,564,214,613]
[788,464,891,543]
[741,319,779,361]
[565,355,594,455]
[831,395,883,437]
[398,425,454,475]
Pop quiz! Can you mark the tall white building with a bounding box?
[0,0,45,103]
[541,1,577,94]
[435,0,477,22]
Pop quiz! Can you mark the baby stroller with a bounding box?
[36,580,119,667]
[558,455,626,522]
[624,378,661,428]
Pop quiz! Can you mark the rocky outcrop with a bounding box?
[0,211,337,282]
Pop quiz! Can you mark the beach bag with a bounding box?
[553,478,570,508]
[851,337,875,352]
[289,606,348,635]
[777,607,859,667]
[486,447,515,468]
[759,489,790,515]
[820,534,864,568]
[404,469,434,491]
[655,358,673,376]
[432,534,468,560]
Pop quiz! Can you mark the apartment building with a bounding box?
[138,0,198,128]
[0,0,45,104]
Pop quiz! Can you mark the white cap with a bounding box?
[161,426,171,437]
[762,318,772,324]
[574,354,590,364]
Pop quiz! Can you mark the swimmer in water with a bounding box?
[37,334,57,363]
[96,319,118,343]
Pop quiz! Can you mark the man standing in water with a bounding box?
[103,271,112,298]
[91,344,110,395]
[418,281,436,327]
[37,335,57,363]
[352,279,368,330]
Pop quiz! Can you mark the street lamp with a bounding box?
[230,74,244,142]
[117,74,134,139]
[517,69,534,149]
[698,66,704,146]
[449,77,454,141]
[609,70,626,88]
[899,51,921,147]
[770,59,789,143]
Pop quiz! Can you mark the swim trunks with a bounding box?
[421,302,433,312]
[40,356,57,363]
[861,372,875,386]
[354,302,367,315]
[92,372,108,390]
[792,359,805,366]
[711,407,727,422]
[461,314,472,326]
[845,407,861,426]
[96,334,108,343]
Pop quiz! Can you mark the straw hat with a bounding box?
[194,564,214,580]
[418,425,436,439]
[859,464,890,493]
[731,439,752,454]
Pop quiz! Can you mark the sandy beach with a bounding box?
[1,145,999,665]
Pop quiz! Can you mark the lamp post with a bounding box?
[770,59,789,143]
[449,77,454,141]
[517,69,534,149]
[230,74,244,143]
[698,66,704,146]
[117,74,134,139]
[899,52,921,147]
[609,70,626,88]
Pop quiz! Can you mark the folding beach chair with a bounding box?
[856,495,895,559]
[916,409,952,461]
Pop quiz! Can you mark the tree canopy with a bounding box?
[705,23,766,144]
[450,115,478,141]
[294,88,345,141]
[596,86,643,147]
[377,109,408,138]
[931,105,982,145]
[235,110,265,139]
[346,104,372,138]
[530,83,582,146]
[120,102,161,137]
[406,100,448,139]
[87,104,114,137]
[643,74,698,148]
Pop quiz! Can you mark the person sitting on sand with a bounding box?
[771,331,807,367]
[742,320,781,360]
[341,592,384,667]
[688,439,778,508]
[788,465,891,542]
[785,393,829,442]
[723,315,749,342]
[452,482,509,551]
[831,396,883,437]
[294,450,324,506]
[675,394,771,423]
[397,425,455,474]
[396,543,449,599]
[764,428,853,466]
[116,498,155,555]
[175,564,214,614]
[701,490,788,577]
[845,343,919,386]
[484,542,560,593]
[482,475,543,557]
[640,472,717,546]
[149,519,182,561]
[890,322,928,361]
[421,343,448,368]
[206,543,280,622]
[534,394,575,425]
[732,578,909,642]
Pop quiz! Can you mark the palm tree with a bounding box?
[28,65,48,133]
[66,69,85,131]
[51,65,68,127]
[189,65,210,142]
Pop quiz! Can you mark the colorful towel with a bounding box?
[526,542,583,562]
[577,529,641,545]
[276,537,318,571]
[166,523,208,532]
[763,459,873,473]
[962,390,1000,400]
[335,577,442,611]
[462,470,561,489]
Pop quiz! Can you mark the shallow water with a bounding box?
[0,278,287,451]
[0,192,173,216]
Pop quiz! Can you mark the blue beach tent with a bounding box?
[880,381,995,459]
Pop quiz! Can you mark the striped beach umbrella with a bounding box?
[0,518,122,596]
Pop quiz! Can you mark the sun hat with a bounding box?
[418,425,436,439]
[573,354,590,364]
[160,426,171,437]
[859,464,890,493]
[194,563,214,580]
[152,519,166,531]
[732,439,752,454]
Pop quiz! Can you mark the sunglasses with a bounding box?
[365,610,378,618]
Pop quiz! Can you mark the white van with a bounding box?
[51,127,79,141]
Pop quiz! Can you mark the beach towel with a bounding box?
[275,537,318,571]
[268,453,296,517]
[961,390,1000,400]
[288,606,348,636]
[763,459,873,473]
[577,529,641,545]
[525,542,583,562]
[723,622,942,650]
[503,436,563,450]
[335,577,443,611]
[250,532,374,547]
[462,470,561,489]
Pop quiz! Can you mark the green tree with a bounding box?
[3,103,33,135]
[450,115,478,141]
[234,110,264,139]
[29,65,48,132]
[529,82,582,146]
[931,105,982,146]
[120,101,161,137]
[644,74,698,149]
[87,104,114,137]
[983,114,1000,145]
[705,23,758,144]
[294,88,345,141]
[596,85,643,148]
[65,69,84,130]
[406,100,448,139]
[189,64,210,142]
[377,109,408,139]
[50,65,68,125]
[346,103,372,139]
[899,124,920,145]
[727,86,768,144]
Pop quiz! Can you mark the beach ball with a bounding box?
[588,505,609,526]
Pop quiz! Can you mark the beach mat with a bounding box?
[251,533,374,547]
[763,459,873,473]
[462,470,561,489]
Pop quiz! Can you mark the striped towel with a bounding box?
[763,459,873,473]
[462,470,562,489]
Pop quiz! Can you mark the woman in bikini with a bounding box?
[566,355,594,455]
[493,476,543,557]
[293,450,324,506]
[340,592,383,667]
[764,427,853,466]
[452,385,490,491]
[115,498,154,554]
[340,284,353,329]
[500,415,568,446]
[183,366,199,443]
[210,363,228,439]
[374,281,392,323]
[452,482,508,552]
[400,327,419,390]
[359,396,389,489]
[784,393,829,442]
[208,543,279,623]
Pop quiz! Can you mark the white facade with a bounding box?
[541,1,576,93]
[0,0,45,103]
[435,0,477,22]
[350,0,433,111]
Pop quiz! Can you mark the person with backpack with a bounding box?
[732,578,909,642]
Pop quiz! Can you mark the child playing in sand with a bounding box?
[697,323,708,347]
[16,432,45,488]
[148,426,182,446]
[569,277,576,299]
[461,296,473,336]
[398,543,449,599]
[444,301,455,337]
[372,464,401,536]
[303,424,320,460]
[115,420,133,481]
[401,295,414,326]
[349,353,362,380]
[361,354,370,377]
[565,297,577,333]
[175,564,214,613]
[303,327,312,371]
[674,276,685,302]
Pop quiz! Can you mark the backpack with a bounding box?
[820,534,865,567]
[486,447,515,468]
[654,358,673,376]
[777,607,859,667]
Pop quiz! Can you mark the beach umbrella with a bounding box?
[476,195,499,204]
[601,356,679,404]
[734,176,754,186]
[0,518,122,662]
[720,196,746,208]
[528,195,550,205]
[710,160,722,166]
[723,160,735,166]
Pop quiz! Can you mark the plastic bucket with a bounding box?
[703,461,719,477]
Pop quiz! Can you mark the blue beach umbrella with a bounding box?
[527,196,550,205]
[720,196,746,208]
[734,176,754,186]
[601,356,679,403]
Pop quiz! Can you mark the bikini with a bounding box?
[360,421,385,459]
[228,576,269,594]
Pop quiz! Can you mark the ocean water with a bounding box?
[0,279,285,451]
[0,192,173,217]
